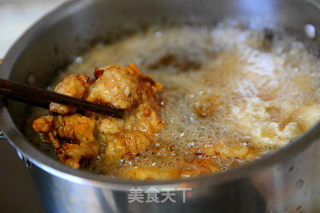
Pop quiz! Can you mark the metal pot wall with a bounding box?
[1,0,320,212]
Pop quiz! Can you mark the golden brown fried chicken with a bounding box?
[95,64,164,161]
[33,64,164,168]
[100,103,164,161]
[57,143,97,169]
[86,65,141,109]
[117,158,219,180]
[179,159,220,178]
[50,74,91,114]
[55,114,96,144]
[118,166,180,180]
[33,114,98,168]
[103,132,152,161]
[193,140,258,161]
[295,104,320,131]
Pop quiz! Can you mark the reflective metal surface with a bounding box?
[0,129,6,142]
[28,140,320,213]
[1,0,320,212]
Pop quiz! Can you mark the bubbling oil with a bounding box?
[52,24,320,178]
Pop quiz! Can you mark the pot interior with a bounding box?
[3,0,320,181]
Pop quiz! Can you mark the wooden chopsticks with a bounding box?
[0,79,124,118]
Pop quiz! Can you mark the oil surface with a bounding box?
[29,24,320,179]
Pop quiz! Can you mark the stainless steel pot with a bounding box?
[1,0,320,212]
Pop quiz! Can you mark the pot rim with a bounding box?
[1,0,320,191]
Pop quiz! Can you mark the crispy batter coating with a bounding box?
[33,64,164,168]
[33,114,98,168]
[295,104,320,131]
[86,65,141,109]
[32,64,266,179]
[119,167,180,180]
[193,141,258,161]
[58,143,97,169]
[118,158,219,180]
[179,159,220,178]
[96,64,164,161]
[32,115,54,133]
[55,114,96,144]
[104,131,152,161]
[50,74,91,114]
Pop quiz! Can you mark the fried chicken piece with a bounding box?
[96,116,124,141]
[101,103,164,161]
[104,132,152,161]
[86,65,141,109]
[34,64,164,168]
[50,74,91,114]
[119,166,180,180]
[118,158,219,180]
[58,143,97,169]
[180,159,220,178]
[33,115,60,149]
[33,115,54,133]
[107,143,219,180]
[124,103,164,135]
[193,141,258,161]
[295,104,320,131]
[100,108,164,162]
[94,64,164,161]
[55,114,96,144]
[33,114,98,169]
